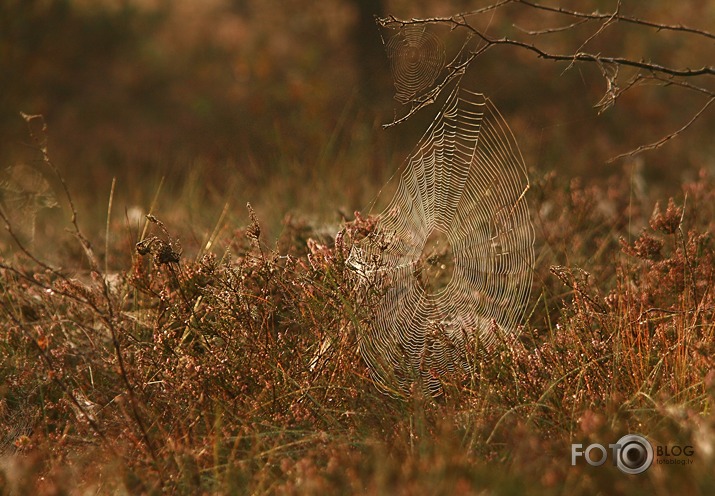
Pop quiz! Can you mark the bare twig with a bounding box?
[378,2,715,156]
[15,114,164,477]
[571,0,622,60]
[0,299,110,447]
[379,42,491,128]
[514,18,588,36]
[20,113,100,270]
[608,95,715,162]
[380,16,715,78]
[514,0,715,42]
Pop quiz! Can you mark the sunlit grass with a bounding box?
[1,125,714,495]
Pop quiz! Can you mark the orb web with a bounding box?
[348,85,535,396]
[386,25,446,104]
[414,229,454,295]
[0,164,57,246]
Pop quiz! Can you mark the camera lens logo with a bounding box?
[614,435,653,475]
[571,434,654,475]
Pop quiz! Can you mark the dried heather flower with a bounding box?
[246,202,261,240]
[650,198,682,234]
[630,230,664,260]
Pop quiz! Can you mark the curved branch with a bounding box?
[378,4,715,157]
[514,0,715,42]
[608,95,715,162]
[379,16,715,78]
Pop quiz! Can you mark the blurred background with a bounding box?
[1,0,714,261]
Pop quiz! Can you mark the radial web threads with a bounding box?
[386,25,446,104]
[348,85,534,396]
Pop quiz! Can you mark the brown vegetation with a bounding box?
[2,1,715,494]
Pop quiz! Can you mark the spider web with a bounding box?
[386,24,446,104]
[348,84,534,396]
[0,164,58,246]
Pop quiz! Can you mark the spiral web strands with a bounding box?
[0,164,57,245]
[349,86,534,396]
[386,25,446,104]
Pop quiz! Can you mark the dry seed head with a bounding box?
[650,198,682,234]
[156,243,181,264]
[246,202,261,240]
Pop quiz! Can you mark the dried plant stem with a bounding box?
[106,177,116,275]
[378,1,715,155]
[16,113,164,478]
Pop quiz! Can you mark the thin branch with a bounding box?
[449,0,513,18]
[20,113,99,271]
[381,16,715,78]
[572,0,621,57]
[379,4,715,159]
[0,291,110,447]
[514,0,715,42]
[381,43,491,128]
[559,1,621,77]
[608,95,715,162]
[514,18,588,36]
[15,114,164,476]
[647,74,715,98]
[603,71,715,114]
